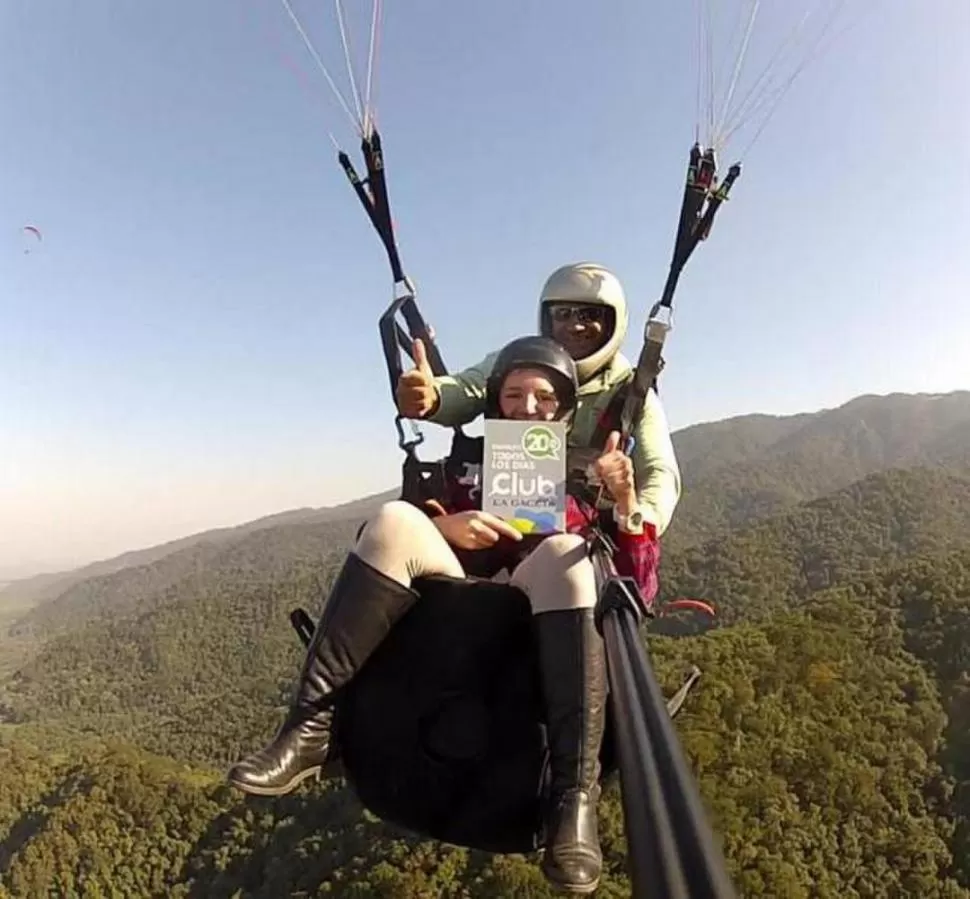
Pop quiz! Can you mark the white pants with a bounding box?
[354,500,596,614]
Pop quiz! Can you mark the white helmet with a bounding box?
[538,262,629,382]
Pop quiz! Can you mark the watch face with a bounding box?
[626,510,644,529]
[613,506,643,530]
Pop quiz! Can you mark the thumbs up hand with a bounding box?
[395,338,439,419]
[594,430,636,510]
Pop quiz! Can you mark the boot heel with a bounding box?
[227,553,418,798]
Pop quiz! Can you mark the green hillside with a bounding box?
[659,465,970,625]
[0,391,968,896]
[7,390,967,629]
[0,545,968,896]
[665,391,970,548]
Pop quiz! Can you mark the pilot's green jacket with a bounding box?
[428,350,681,536]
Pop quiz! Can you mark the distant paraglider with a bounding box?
[22,225,42,254]
[662,597,718,617]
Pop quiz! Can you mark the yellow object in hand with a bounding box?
[508,518,538,534]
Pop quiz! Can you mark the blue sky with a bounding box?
[1,0,968,573]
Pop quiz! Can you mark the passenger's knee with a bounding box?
[363,500,430,539]
[512,533,597,613]
[529,533,588,566]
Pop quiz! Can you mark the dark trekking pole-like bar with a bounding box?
[587,141,743,898]
[592,538,738,899]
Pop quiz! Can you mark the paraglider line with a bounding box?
[278,0,363,136]
[363,0,383,137]
[715,0,762,146]
[334,0,366,128]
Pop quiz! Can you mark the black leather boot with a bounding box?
[228,553,419,796]
[534,608,607,894]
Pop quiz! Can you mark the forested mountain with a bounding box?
[6,518,364,643]
[672,392,970,479]
[664,391,970,548]
[659,465,970,625]
[0,549,968,897]
[2,461,966,763]
[0,390,968,897]
[0,490,397,614]
[4,390,967,633]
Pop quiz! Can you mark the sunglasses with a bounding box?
[548,304,606,324]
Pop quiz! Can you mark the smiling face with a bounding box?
[497,368,562,421]
[546,303,611,362]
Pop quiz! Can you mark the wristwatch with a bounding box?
[613,504,644,533]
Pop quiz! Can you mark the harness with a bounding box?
[290,121,735,899]
[400,430,482,509]
[336,128,735,564]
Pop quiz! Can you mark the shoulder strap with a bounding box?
[590,373,634,449]
[592,355,667,449]
[573,364,662,516]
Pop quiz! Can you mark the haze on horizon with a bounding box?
[2,1,968,577]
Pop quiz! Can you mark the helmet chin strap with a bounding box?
[571,336,615,386]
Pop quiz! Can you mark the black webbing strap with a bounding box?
[337,128,462,456]
[619,147,741,441]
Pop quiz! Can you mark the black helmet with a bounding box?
[485,335,578,420]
